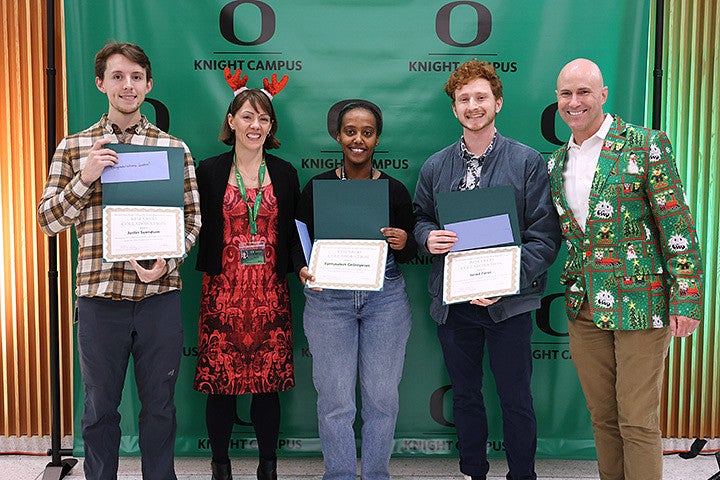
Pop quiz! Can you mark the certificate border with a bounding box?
[307,239,388,291]
[443,245,521,304]
[103,205,185,262]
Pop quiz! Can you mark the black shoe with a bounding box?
[211,460,232,480]
[257,457,277,480]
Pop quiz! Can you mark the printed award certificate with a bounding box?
[102,205,185,262]
[443,245,521,304]
[306,240,388,291]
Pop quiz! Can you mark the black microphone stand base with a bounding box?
[42,458,78,480]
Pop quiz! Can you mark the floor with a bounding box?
[1,437,719,479]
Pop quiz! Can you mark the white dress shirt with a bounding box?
[562,114,614,232]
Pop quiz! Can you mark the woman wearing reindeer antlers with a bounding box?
[192,68,311,480]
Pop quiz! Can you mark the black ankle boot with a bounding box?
[257,457,277,480]
[211,460,232,480]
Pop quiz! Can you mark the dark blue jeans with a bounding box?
[77,291,182,480]
[437,303,537,480]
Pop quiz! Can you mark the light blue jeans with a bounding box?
[303,256,412,480]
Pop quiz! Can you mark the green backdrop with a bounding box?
[65,0,651,459]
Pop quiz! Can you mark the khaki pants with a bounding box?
[568,302,671,480]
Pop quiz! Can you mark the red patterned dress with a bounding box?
[193,182,294,394]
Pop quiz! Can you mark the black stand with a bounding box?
[651,0,664,130]
[41,242,77,480]
[42,460,78,480]
[42,0,77,477]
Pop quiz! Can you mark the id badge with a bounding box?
[239,241,266,265]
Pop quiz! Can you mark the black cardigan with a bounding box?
[194,150,305,276]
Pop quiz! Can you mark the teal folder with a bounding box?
[312,179,389,240]
[436,185,521,246]
[102,144,185,207]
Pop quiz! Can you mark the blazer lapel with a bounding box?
[550,146,585,238]
[548,145,568,198]
[586,117,625,222]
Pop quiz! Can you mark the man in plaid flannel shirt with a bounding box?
[37,42,201,480]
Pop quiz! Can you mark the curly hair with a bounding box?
[444,59,503,101]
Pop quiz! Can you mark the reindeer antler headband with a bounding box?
[223,67,289,100]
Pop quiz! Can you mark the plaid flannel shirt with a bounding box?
[37,114,202,301]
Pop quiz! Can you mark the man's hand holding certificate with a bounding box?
[437,186,522,304]
[101,144,186,262]
[102,205,185,262]
[443,245,521,304]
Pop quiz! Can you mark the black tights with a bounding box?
[206,392,280,464]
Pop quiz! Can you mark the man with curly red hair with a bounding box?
[414,59,560,480]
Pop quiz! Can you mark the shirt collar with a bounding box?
[568,113,614,149]
[460,130,497,163]
[100,113,149,135]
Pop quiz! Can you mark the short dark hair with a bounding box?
[336,101,383,137]
[219,89,280,149]
[94,42,152,80]
[444,59,503,101]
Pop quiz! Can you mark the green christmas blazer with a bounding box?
[547,116,703,330]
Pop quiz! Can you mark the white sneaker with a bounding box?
[463,476,472,480]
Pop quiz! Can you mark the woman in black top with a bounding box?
[296,100,415,480]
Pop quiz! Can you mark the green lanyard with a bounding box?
[233,155,266,236]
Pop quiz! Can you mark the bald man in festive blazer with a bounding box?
[547,58,703,480]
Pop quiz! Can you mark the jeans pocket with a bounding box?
[385,271,403,281]
[384,257,402,280]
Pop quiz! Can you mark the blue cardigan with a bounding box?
[413,133,561,324]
